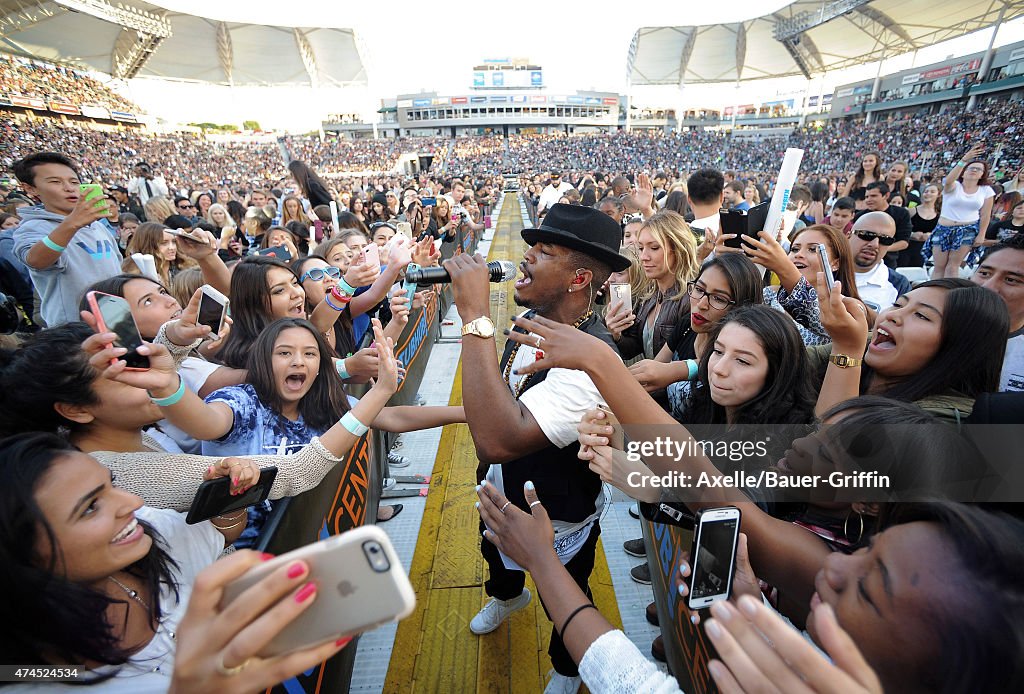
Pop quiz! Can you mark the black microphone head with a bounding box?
[490,260,518,282]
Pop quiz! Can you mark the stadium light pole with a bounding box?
[967,6,1006,111]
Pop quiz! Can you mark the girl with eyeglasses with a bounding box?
[629,253,763,398]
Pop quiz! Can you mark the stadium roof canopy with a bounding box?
[0,0,367,86]
[627,0,1024,85]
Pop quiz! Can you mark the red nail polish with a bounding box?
[294,582,316,603]
[287,562,306,579]
[335,636,352,648]
[260,553,275,561]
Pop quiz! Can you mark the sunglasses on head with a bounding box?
[853,229,895,245]
[299,266,342,283]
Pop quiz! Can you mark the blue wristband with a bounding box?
[335,357,350,379]
[686,359,698,381]
[149,376,186,406]
[42,236,66,252]
[338,277,357,294]
[340,411,368,436]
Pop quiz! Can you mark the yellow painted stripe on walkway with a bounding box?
[383,198,622,693]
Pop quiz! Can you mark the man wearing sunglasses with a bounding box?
[845,211,911,310]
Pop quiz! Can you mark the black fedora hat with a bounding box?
[522,204,631,272]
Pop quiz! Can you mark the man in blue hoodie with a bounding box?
[12,152,122,327]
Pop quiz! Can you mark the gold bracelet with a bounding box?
[210,511,247,530]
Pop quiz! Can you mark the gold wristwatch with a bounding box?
[462,316,495,339]
[829,354,863,368]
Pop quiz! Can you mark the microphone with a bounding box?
[405,260,518,284]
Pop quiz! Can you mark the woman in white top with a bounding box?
[929,143,996,279]
[0,432,354,693]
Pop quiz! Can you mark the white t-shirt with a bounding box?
[8,507,223,693]
[485,330,611,568]
[1001,328,1024,392]
[855,262,898,309]
[941,181,995,223]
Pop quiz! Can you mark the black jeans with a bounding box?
[480,521,601,677]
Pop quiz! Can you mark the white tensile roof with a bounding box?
[0,0,367,86]
[627,0,1024,84]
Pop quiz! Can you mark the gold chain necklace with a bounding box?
[503,310,594,398]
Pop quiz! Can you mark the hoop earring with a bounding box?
[843,510,865,544]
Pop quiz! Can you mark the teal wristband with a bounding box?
[149,376,186,406]
[340,411,369,436]
[686,359,698,381]
[335,357,350,379]
[338,277,357,294]
[42,236,66,252]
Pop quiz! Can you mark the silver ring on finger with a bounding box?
[534,335,544,349]
[500,501,511,514]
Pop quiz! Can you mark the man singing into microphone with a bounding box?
[445,204,630,694]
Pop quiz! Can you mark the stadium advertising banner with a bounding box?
[473,72,485,87]
[80,104,110,118]
[49,101,80,115]
[531,71,542,86]
[491,72,504,87]
[1011,47,1024,61]
[412,98,431,107]
[602,97,618,105]
[903,59,981,85]
[470,96,487,103]
[568,96,584,104]
[451,97,468,104]
[11,95,46,110]
[110,111,137,122]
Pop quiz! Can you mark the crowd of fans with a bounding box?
[0,54,139,112]
[0,98,1023,694]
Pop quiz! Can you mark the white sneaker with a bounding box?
[469,589,531,634]
[543,670,581,694]
[383,477,397,490]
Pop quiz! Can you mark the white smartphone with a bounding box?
[220,526,416,658]
[609,283,632,311]
[197,285,229,339]
[687,506,741,610]
[816,244,835,295]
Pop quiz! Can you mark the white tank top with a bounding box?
[942,181,995,223]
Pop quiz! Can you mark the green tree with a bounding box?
[243,120,261,131]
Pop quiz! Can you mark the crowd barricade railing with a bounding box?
[641,517,718,694]
[252,224,479,693]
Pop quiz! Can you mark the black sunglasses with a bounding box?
[853,229,895,246]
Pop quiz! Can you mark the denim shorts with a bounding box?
[929,222,979,253]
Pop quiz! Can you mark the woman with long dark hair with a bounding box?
[839,151,882,205]
[287,160,333,209]
[0,320,402,511]
[0,432,355,689]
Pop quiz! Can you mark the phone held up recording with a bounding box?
[687,506,741,610]
[86,291,150,371]
[219,526,416,657]
[197,284,229,339]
